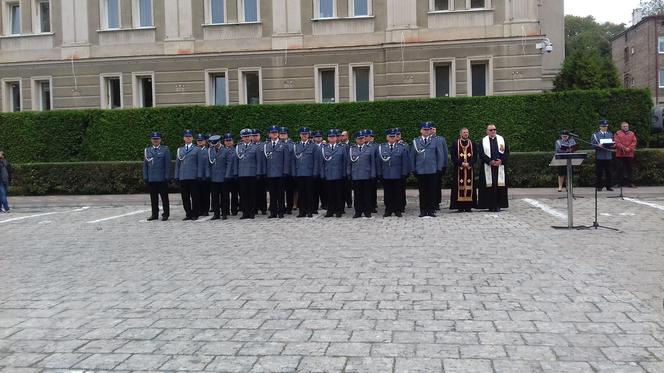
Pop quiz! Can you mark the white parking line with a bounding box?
[624,197,664,212]
[522,198,566,220]
[0,207,90,224]
[86,209,151,224]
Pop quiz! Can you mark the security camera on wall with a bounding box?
[536,38,554,53]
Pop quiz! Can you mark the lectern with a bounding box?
[549,152,588,229]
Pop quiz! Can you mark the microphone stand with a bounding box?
[567,133,619,232]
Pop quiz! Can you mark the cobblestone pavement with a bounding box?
[1,189,664,372]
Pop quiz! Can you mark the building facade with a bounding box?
[0,0,564,112]
[612,15,664,105]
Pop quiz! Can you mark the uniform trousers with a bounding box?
[352,180,373,215]
[315,177,327,210]
[296,176,315,215]
[198,180,211,216]
[210,182,230,217]
[147,181,169,218]
[238,177,257,218]
[227,179,239,215]
[325,179,345,214]
[285,176,295,211]
[255,176,267,214]
[618,157,634,186]
[416,173,437,213]
[382,178,403,215]
[267,177,286,215]
[595,159,613,189]
[344,178,353,207]
[179,180,199,219]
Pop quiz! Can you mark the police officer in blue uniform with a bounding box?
[278,127,296,214]
[223,133,239,216]
[411,122,445,217]
[232,128,263,219]
[196,133,211,217]
[347,130,376,218]
[252,129,268,215]
[378,129,410,217]
[395,127,409,213]
[312,130,327,212]
[207,135,233,220]
[175,129,202,220]
[430,124,449,210]
[293,127,317,218]
[320,130,347,218]
[261,125,292,218]
[339,130,353,209]
[591,119,615,191]
[143,132,171,221]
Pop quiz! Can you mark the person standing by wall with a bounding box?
[0,151,11,213]
[614,121,637,188]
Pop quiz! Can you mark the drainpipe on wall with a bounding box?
[656,17,660,105]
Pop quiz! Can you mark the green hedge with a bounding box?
[0,89,653,163]
[8,150,664,196]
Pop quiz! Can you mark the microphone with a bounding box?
[567,132,581,138]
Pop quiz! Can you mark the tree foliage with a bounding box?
[639,0,664,16]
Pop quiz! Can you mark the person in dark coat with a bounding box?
[449,128,476,212]
[477,124,509,212]
[0,150,12,213]
[142,132,171,221]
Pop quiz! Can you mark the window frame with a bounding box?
[132,0,154,28]
[466,0,490,10]
[32,0,51,33]
[659,37,664,54]
[314,64,339,104]
[238,67,263,105]
[429,58,456,98]
[204,68,230,106]
[315,0,336,19]
[659,69,664,89]
[349,63,374,102]
[100,73,124,109]
[429,0,453,12]
[205,0,227,24]
[2,78,22,112]
[31,76,53,111]
[100,0,121,30]
[5,1,21,35]
[466,56,493,97]
[131,72,155,108]
[349,0,371,17]
[239,0,260,23]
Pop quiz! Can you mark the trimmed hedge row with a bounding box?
[8,150,664,196]
[0,89,653,163]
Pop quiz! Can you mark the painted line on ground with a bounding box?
[522,198,566,220]
[0,206,90,224]
[624,197,664,212]
[86,209,151,224]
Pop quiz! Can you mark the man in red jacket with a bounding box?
[614,121,637,188]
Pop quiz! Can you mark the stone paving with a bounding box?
[1,189,664,372]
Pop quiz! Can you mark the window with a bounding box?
[132,73,154,108]
[430,59,456,98]
[432,0,450,11]
[210,0,225,24]
[2,79,21,112]
[659,69,664,88]
[205,70,229,105]
[470,62,487,96]
[101,74,122,109]
[469,0,486,9]
[135,0,153,27]
[241,0,259,22]
[103,0,120,29]
[659,37,664,54]
[31,78,52,111]
[351,0,370,16]
[315,65,338,103]
[8,2,21,35]
[239,69,262,105]
[318,0,335,18]
[34,0,51,33]
[624,47,629,62]
[350,64,373,102]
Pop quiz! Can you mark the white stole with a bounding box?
[482,135,506,187]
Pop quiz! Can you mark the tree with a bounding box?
[554,16,624,91]
[639,0,664,16]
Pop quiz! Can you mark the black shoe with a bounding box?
[307,214,313,218]
[211,215,221,220]
[324,212,334,218]
[596,187,603,192]
[268,214,277,219]
[364,213,372,218]
[147,216,158,221]
[419,211,427,218]
[383,212,391,217]
[261,210,267,215]
[321,205,328,210]
[191,216,198,221]
[201,212,209,217]
[428,211,437,217]
[278,214,284,218]
[353,213,362,218]
[465,209,473,213]
[395,212,402,217]
[240,215,250,220]
[161,216,169,221]
[296,214,306,218]
[335,213,342,218]
[221,215,228,220]
[183,217,192,221]
[606,187,614,191]
[285,210,292,215]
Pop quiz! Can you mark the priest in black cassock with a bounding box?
[450,128,476,212]
[478,123,509,212]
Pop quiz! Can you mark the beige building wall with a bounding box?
[0,0,564,111]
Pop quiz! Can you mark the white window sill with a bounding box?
[97,27,156,33]
[311,15,374,21]
[428,8,493,14]
[202,21,262,27]
[0,32,54,39]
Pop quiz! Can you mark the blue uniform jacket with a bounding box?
[432,135,449,170]
[293,140,318,177]
[143,145,171,182]
[208,146,233,183]
[410,136,442,175]
[175,144,201,181]
[320,144,347,181]
[260,140,291,178]
[347,144,376,181]
[591,130,614,161]
[232,142,262,177]
[197,146,210,180]
[377,143,410,180]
